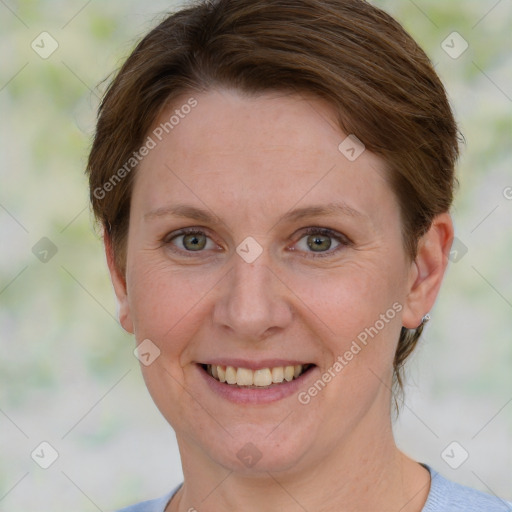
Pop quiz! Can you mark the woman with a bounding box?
[87,1,511,511]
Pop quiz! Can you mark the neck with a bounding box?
[168,394,430,512]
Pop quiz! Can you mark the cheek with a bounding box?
[126,260,208,349]
[286,260,404,338]
[285,259,406,407]
[125,262,216,420]
[278,263,405,450]
[128,253,226,368]
[127,249,406,358]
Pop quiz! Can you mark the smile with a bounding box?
[202,363,314,387]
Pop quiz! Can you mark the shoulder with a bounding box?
[112,486,180,512]
[422,465,512,512]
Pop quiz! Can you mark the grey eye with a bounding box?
[181,232,207,251]
[167,230,215,253]
[293,227,349,257]
[306,233,332,252]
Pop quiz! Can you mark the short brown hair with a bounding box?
[86,0,460,403]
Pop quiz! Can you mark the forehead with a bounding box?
[131,88,398,228]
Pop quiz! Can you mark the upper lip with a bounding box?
[198,359,314,370]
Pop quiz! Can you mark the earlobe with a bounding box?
[402,213,454,329]
[104,228,134,334]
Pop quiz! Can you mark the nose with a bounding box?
[212,251,293,342]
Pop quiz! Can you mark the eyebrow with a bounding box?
[144,202,367,226]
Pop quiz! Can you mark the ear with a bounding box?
[402,213,454,329]
[104,227,134,334]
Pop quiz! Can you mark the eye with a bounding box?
[165,228,217,254]
[293,227,351,257]
[164,226,351,258]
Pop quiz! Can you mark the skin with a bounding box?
[106,89,454,512]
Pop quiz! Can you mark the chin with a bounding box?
[200,423,316,475]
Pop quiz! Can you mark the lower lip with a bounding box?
[197,364,317,404]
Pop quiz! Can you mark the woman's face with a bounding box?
[111,89,429,475]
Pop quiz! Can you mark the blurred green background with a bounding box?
[0,0,511,510]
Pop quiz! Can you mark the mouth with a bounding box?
[200,363,315,388]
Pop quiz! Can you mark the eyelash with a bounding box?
[164,227,351,258]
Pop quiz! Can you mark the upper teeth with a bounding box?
[207,364,306,386]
